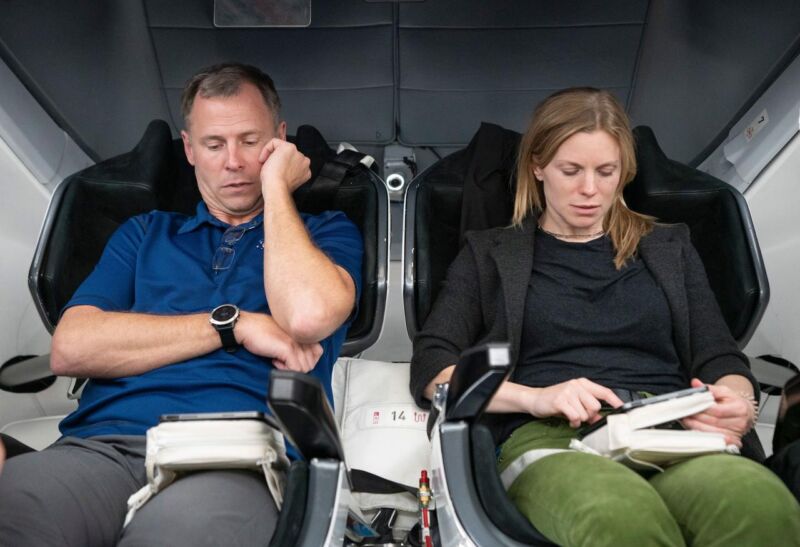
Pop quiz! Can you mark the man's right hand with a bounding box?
[235,311,323,373]
[258,139,312,195]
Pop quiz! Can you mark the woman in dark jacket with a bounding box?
[410,87,800,546]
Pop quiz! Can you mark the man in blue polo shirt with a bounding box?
[0,63,362,546]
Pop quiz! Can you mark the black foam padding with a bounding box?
[774,374,800,455]
[625,126,760,342]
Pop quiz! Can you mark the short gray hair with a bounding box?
[181,62,281,128]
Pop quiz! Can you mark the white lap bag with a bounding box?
[333,358,433,536]
[124,419,289,526]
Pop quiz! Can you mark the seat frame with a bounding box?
[428,344,553,546]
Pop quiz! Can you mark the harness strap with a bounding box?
[499,448,571,490]
[295,149,375,211]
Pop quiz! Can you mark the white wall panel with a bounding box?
[0,136,51,364]
[744,132,800,366]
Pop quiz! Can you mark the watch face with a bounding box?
[212,304,238,323]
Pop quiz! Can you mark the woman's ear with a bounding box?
[532,166,544,181]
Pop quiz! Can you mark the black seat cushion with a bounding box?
[625,126,760,342]
[34,119,379,355]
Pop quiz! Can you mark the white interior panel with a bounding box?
[744,132,800,367]
[0,376,76,432]
[0,59,91,189]
[0,136,51,364]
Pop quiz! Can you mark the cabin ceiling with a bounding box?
[1,0,799,166]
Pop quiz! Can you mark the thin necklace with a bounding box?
[537,223,605,240]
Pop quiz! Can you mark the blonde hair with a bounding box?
[513,87,654,269]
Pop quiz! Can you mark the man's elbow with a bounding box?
[283,303,350,343]
[284,311,334,343]
[50,328,79,376]
[50,306,101,376]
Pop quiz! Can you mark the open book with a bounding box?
[570,387,739,469]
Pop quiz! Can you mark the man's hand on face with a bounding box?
[258,138,312,195]
[235,311,323,373]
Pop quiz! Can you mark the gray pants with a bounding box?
[0,436,279,547]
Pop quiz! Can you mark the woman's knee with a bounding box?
[652,454,800,545]
[654,455,798,513]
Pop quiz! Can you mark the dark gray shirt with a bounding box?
[516,230,687,394]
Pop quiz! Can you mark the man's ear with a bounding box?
[277,121,287,141]
[181,130,196,166]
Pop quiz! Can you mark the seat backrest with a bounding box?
[403,124,769,347]
[29,119,388,356]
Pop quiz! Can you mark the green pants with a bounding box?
[498,419,800,547]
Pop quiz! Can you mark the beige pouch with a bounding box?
[124,419,289,526]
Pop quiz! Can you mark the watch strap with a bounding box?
[217,325,238,353]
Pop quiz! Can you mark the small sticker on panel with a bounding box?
[744,109,769,142]
[489,346,510,366]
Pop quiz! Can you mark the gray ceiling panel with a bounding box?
[399,26,642,90]
[282,89,395,144]
[152,27,394,89]
[146,0,392,28]
[0,0,172,160]
[145,0,214,28]
[629,0,800,163]
[3,0,799,165]
[399,88,629,145]
[165,87,394,144]
[399,0,648,28]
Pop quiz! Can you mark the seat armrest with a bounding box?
[445,343,512,422]
[268,370,344,461]
[0,355,54,392]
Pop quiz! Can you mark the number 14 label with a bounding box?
[364,404,428,430]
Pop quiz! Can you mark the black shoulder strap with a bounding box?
[349,468,418,496]
[294,149,373,211]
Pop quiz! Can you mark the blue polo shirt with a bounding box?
[58,202,362,449]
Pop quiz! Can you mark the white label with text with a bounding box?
[361,404,429,430]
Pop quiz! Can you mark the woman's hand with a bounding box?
[681,378,756,447]
[526,378,624,428]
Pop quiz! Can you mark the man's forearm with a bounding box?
[51,305,220,378]
[262,184,355,342]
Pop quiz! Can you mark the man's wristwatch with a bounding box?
[210,304,240,353]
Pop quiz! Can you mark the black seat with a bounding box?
[17,119,388,546]
[404,124,769,347]
[29,119,388,355]
[403,123,770,545]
